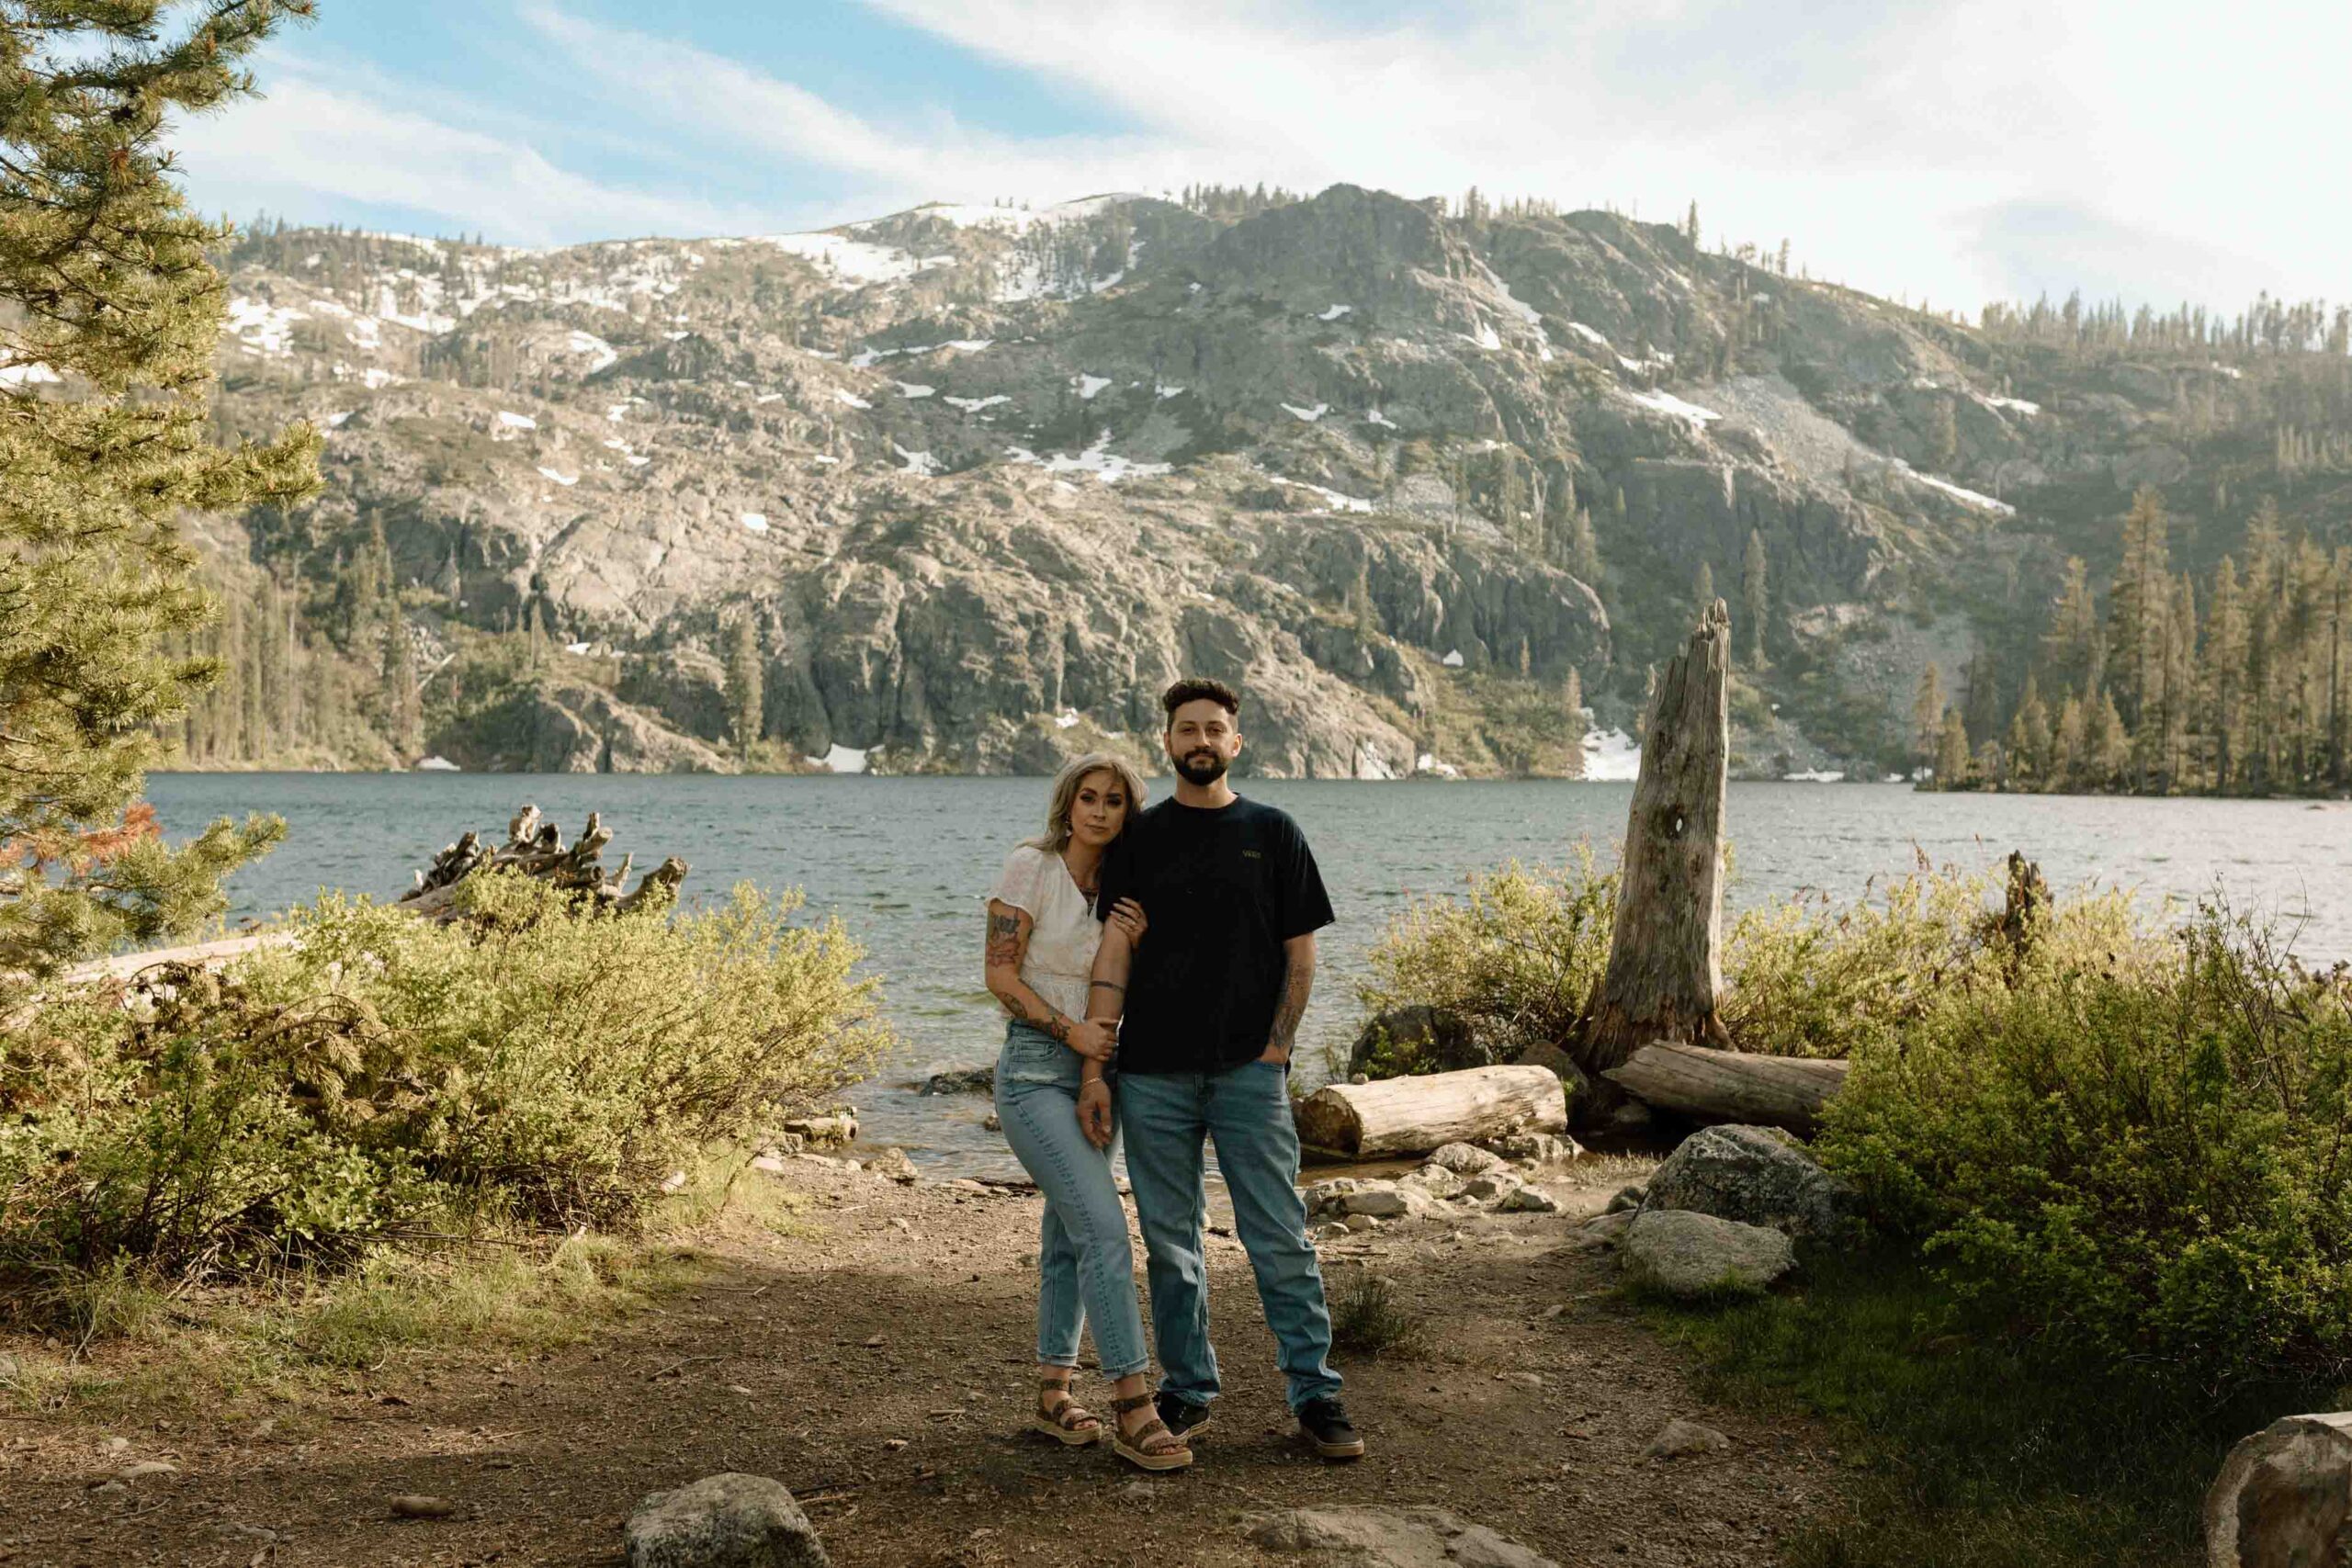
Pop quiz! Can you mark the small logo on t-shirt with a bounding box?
[1241,849,1262,859]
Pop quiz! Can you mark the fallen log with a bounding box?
[397,804,687,921]
[2205,1411,2352,1566]
[1600,1043,1849,1135]
[1293,1066,1568,1161]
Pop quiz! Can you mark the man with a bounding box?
[1079,677,1363,1461]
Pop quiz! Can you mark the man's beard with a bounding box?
[1174,747,1228,785]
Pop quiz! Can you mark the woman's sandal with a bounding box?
[1033,1374,1102,1446]
[1106,1393,1193,1472]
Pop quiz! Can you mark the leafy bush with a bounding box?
[1351,850,1616,1071]
[1358,848,2158,1066]
[1819,908,2352,1387]
[0,874,886,1286]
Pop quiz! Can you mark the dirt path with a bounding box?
[0,1156,1844,1567]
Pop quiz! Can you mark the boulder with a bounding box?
[1246,1505,1560,1568]
[1398,1164,1466,1201]
[918,1066,994,1096]
[1303,1179,1363,1215]
[1460,1171,1522,1203]
[1499,1186,1561,1213]
[1339,1183,1436,1220]
[1513,1043,1589,1119]
[2205,1411,2352,1567]
[1577,1210,1635,1247]
[1641,1420,1731,1461]
[1478,1131,1583,1167]
[864,1147,919,1183]
[1621,1210,1795,1298]
[1427,1143,1508,1177]
[1639,1123,1851,1239]
[625,1473,829,1568]
[1350,1005,1487,1077]
[1603,1184,1645,1214]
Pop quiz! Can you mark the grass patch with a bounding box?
[1329,1270,1425,1359]
[1638,1247,2346,1568]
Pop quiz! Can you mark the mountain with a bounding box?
[190,184,2352,779]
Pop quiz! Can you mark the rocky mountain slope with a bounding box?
[199,186,2346,777]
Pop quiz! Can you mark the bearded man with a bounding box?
[1080,677,1364,1461]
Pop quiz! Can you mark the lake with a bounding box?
[142,774,2352,1176]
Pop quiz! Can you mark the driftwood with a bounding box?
[1580,601,1733,1096]
[2205,1411,2352,1566]
[397,803,687,921]
[1294,1066,1569,1161]
[1600,1043,1850,1135]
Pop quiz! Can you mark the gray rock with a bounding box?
[1512,1043,1588,1121]
[1642,1419,1732,1461]
[1603,1184,1645,1214]
[918,1066,994,1096]
[1640,1123,1851,1239]
[625,1473,829,1568]
[1342,1213,1383,1233]
[1398,1164,1466,1201]
[1247,1505,1560,1567]
[780,1111,857,1145]
[1499,1186,1560,1213]
[863,1147,920,1183]
[1312,1222,1352,1243]
[1427,1143,1507,1177]
[1459,1171,1522,1203]
[1350,1005,1487,1077]
[1303,1178,1363,1215]
[1578,1210,1635,1246]
[1622,1210,1795,1298]
[1478,1131,1582,1167]
[1340,1183,1433,1220]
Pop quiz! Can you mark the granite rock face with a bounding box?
[1639,1124,1853,1240]
[624,1473,828,1568]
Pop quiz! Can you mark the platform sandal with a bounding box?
[1033,1372,1102,1445]
[1106,1393,1193,1472]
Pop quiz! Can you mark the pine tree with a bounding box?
[1912,663,1947,772]
[1566,506,1603,588]
[2105,488,2171,784]
[2041,557,2099,696]
[2007,671,2052,787]
[2086,690,2131,789]
[383,612,422,763]
[2052,694,2086,790]
[2205,556,2246,791]
[1934,708,1972,787]
[1739,530,1768,666]
[1692,561,1715,611]
[0,2,317,983]
[725,613,764,759]
[2161,575,2197,790]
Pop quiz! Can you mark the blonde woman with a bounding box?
[984,751,1190,1472]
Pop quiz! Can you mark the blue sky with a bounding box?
[169,0,2346,318]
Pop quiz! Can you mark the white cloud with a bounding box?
[172,69,752,245]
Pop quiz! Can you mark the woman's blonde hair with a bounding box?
[1024,751,1149,853]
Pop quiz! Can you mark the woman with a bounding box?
[983,751,1190,1472]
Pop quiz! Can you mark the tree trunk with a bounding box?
[2205,1412,2352,1566]
[1581,601,1732,1081]
[396,804,687,921]
[1293,1066,1568,1161]
[1600,1044,1849,1135]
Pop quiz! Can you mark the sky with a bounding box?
[166,0,2346,320]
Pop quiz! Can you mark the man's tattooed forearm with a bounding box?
[1268,956,1314,1053]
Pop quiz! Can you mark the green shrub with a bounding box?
[0,873,887,1287]
[1352,849,1616,1070]
[1819,908,2352,1387]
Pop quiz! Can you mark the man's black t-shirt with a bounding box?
[1094,794,1335,1075]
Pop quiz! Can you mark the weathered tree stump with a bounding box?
[1293,1065,1568,1161]
[2205,1412,2352,1566]
[1600,1043,1850,1135]
[397,805,687,922]
[1580,602,1732,1089]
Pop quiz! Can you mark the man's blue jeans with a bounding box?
[1116,1058,1340,1412]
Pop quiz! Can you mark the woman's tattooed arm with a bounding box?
[982,902,1072,1043]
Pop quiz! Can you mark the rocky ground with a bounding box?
[0,1150,1848,1568]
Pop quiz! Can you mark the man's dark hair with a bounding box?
[1162,677,1240,728]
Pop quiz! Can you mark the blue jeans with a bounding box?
[1117,1059,1340,1412]
[992,1021,1149,1379]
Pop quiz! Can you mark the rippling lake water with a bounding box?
[143,774,2352,1176]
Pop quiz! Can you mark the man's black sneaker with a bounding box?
[1156,1392,1214,1441]
[1296,1396,1365,1460]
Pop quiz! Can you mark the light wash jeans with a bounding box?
[992,1021,1149,1379]
[1116,1058,1340,1411]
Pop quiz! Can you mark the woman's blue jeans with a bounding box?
[992,1021,1150,1379]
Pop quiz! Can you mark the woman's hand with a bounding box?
[1106,897,1148,946]
[1077,1078,1114,1149]
[1064,1017,1118,1061]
